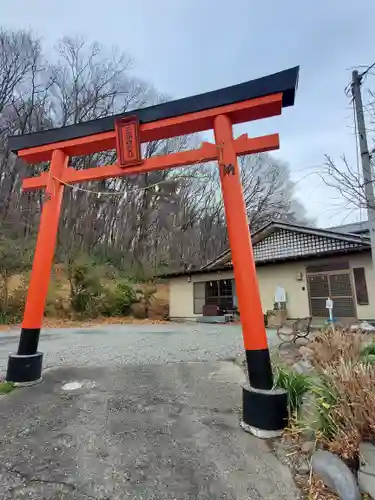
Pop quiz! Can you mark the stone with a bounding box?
[301,440,315,454]
[62,381,82,391]
[359,321,375,332]
[296,459,310,475]
[292,360,313,374]
[358,442,375,498]
[299,345,314,360]
[359,442,375,474]
[299,391,318,439]
[311,450,361,500]
[358,471,375,499]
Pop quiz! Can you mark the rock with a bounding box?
[360,442,375,473]
[358,442,375,498]
[359,321,375,332]
[301,440,315,454]
[299,391,318,439]
[299,345,314,360]
[292,360,313,374]
[358,471,375,499]
[296,459,310,475]
[311,450,361,500]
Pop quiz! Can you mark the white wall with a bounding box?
[169,252,375,320]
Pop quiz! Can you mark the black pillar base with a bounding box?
[241,384,288,438]
[6,352,43,384]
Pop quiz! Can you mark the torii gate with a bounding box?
[6,66,299,436]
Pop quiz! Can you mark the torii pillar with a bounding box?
[5,66,299,437]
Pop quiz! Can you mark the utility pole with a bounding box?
[351,70,375,270]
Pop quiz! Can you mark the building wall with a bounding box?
[169,251,375,321]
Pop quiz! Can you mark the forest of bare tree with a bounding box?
[0,28,309,282]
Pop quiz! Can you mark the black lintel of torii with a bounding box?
[8,66,299,153]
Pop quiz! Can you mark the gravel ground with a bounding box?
[0,323,279,373]
[0,361,298,499]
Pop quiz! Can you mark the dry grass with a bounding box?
[309,328,363,365]
[307,476,339,500]
[307,328,375,462]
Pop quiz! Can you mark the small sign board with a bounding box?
[274,286,286,304]
[326,298,333,310]
[115,116,142,167]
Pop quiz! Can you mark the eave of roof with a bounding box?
[202,220,371,271]
[8,66,299,153]
[160,246,371,279]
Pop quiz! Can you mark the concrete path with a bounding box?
[0,361,298,499]
[0,324,296,499]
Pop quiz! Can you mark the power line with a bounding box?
[361,62,375,80]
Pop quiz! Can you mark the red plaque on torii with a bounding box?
[115,116,142,167]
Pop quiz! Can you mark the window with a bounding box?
[205,279,233,311]
[353,267,369,305]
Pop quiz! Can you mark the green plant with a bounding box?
[135,283,157,317]
[361,340,375,364]
[274,365,311,417]
[0,381,15,394]
[67,259,103,316]
[311,379,340,440]
[0,235,33,312]
[44,275,70,318]
[99,281,136,317]
[307,329,375,461]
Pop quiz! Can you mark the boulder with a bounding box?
[359,321,375,332]
[301,440,315,455]
[299,391,318,440]
[292,360,313,374]
[299,345,314,360]
[311,450,361,500]
[358,442,375,499]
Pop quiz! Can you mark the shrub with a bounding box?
[314,359,375,461]
[99,281,136,317]
[305,328,375,462]
[45,275,70,318]
[361,339,375,364]
[309,327,363,366]
[0,276,28,324]
[67,260,103,316]
[274,365,311,417]
[131,302,147,319]
[135,284,157,317]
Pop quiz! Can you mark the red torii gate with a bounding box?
[6,66,299,436]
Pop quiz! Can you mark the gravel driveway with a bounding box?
[0,323,297,500]
[0,323,279,374]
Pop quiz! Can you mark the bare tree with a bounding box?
[0,28,310,279]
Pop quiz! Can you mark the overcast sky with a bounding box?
[2,0,375,226]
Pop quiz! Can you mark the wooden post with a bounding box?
[6,149,68,382]
[214,114,273,390]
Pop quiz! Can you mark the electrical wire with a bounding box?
[361,62,375,80]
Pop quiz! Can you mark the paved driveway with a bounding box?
[0,324,297,500]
